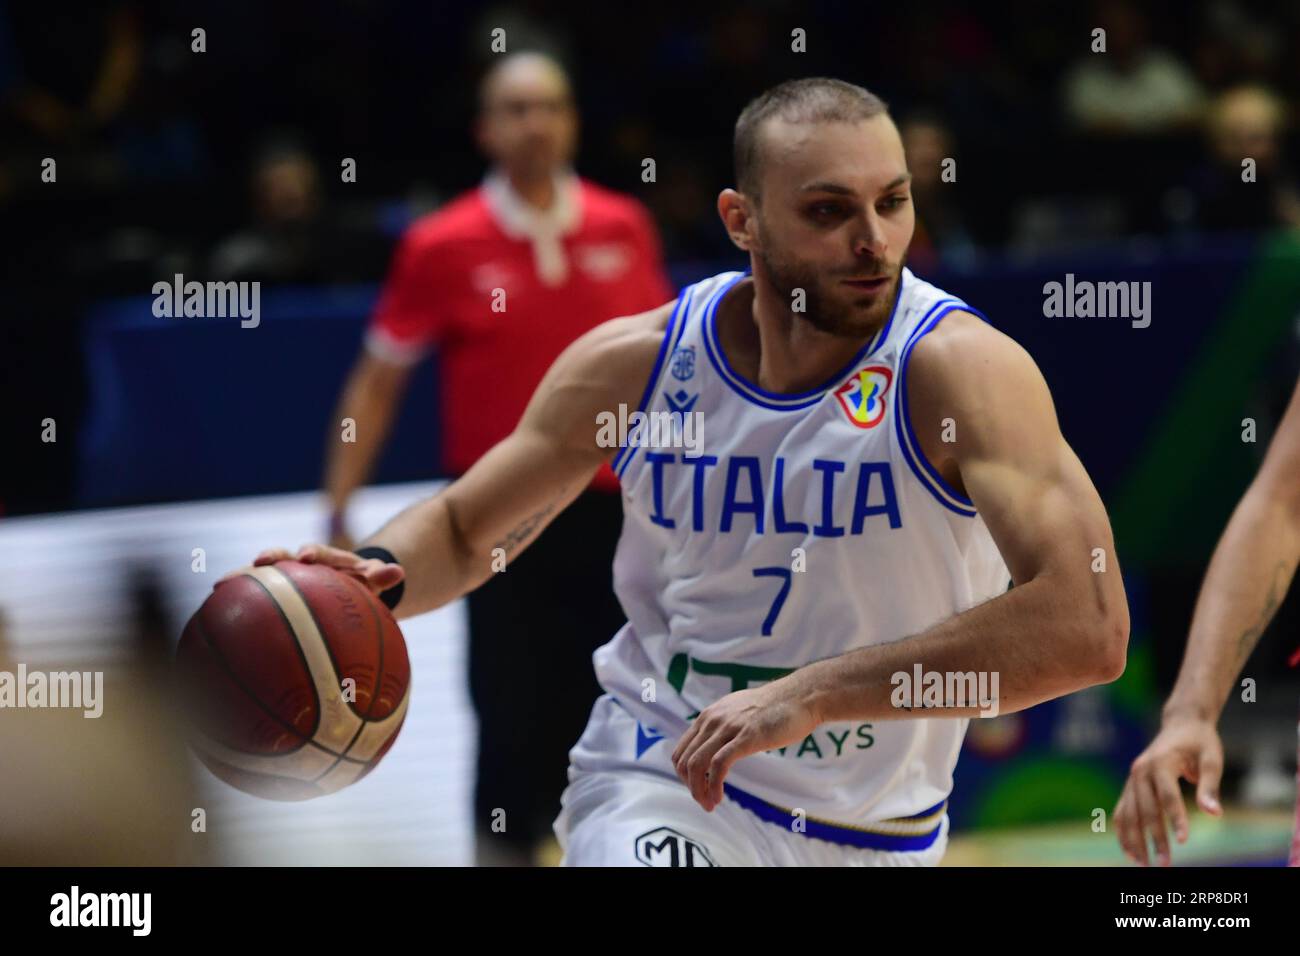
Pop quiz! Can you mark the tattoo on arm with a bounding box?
[1234,561,1289,667]
[493,499,560,556]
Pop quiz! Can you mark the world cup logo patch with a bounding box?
[834,365,893,428]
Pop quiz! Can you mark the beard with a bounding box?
[756,231,903,338]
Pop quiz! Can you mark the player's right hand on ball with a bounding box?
[1113,716,1223,867]
[218,544,404,598]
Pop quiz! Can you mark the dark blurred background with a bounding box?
[5,0,1300,509]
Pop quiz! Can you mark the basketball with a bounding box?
[175,560,411,800]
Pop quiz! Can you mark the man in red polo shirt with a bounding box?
[322,52,672,865]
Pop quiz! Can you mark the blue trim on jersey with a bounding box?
[888,294,961,505]
[894,301,993,517]
[613,287,694,479]
[701,271,907,412]
[895,300,970,515]
[722,783,947,852]
[670,286,693,351]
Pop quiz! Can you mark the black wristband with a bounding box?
[354,546,405,611]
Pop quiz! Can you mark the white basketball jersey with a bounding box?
[597,267,1012,832]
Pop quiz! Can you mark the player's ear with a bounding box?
[718,188,754,252]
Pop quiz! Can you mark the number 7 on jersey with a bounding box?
[751,566,792,636]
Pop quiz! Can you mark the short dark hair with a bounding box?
[734,78,889,200]
[478,51,573,113]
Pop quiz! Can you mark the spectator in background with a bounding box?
[900,113,977,273]
[209,139,383,284]
[1166,85,1300,234]
[321,52,671,865]
[1,2,139,148]
[1063,0,1204,136]
[0,1,141,203]
[1189,0,1285,92]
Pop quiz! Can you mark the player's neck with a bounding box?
[505,170,558,210]
[717,277,881,396]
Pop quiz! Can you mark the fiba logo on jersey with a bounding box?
[670,345,696,381]
[634,827,717,866]
[834,365,892,429]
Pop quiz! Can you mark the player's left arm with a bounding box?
[673,312,1130,809]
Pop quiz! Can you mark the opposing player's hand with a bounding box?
[1113,716,1223,866]
[216,544,404,598]
[671,682,820,811]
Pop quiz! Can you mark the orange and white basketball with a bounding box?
[175,560,410,800]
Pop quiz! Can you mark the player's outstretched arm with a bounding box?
[1115,375,1300,866]
[674,312,1130,809]
[243,303,673,620]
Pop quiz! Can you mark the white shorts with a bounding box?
[554,695,949,867]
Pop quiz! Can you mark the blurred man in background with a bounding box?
[1170,84,1300,234]
[321,51,671,865]
[1062,0,1204,137]
[209,138,384,284]
[1115,377,1300,866]
[898,112,976,273]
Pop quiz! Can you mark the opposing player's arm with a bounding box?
[1163,375,1300,722]
[674,313,1130,808]
[1114,376,1300,866]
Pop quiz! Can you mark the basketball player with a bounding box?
[1114,376,1300,867]
[246,78,1129,865]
